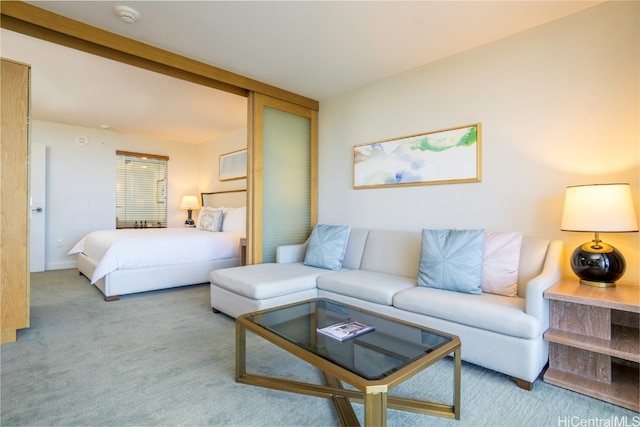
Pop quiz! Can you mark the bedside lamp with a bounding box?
[561,183,638,287]
[179,195,200,227]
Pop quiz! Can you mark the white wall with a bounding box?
[318,1,640,284]
[32,120,241,270]
[197,128,247,193]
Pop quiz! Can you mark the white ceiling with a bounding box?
[1,29,249,144]
[2,1,602,144]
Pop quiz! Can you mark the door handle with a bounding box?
[31,207,43,213]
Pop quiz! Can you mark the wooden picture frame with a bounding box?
[353,123,481,189]
[219,149,247,181]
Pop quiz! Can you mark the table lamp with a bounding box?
[179,195,200,227]
[561,183,638,287]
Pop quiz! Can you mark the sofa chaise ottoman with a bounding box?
[209,227,563,389]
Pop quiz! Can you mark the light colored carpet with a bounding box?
[1,269,636,426]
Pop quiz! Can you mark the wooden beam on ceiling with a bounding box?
[0,1,319,111]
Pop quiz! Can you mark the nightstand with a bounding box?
[240,238,247,266]
[543,279,639,411]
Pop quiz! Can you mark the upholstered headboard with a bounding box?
[201,190,246,209]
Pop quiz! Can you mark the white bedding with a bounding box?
[68,228,243,284]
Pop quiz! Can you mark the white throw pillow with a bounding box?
[482,232,523,297]
[198,209,223,232]
[222,207,246,233]
[197,206,222,228]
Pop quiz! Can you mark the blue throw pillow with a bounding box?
[417,229,484,294]
[304,224,351,271]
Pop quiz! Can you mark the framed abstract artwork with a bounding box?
[353,123,481,189]
[219,149,247,181]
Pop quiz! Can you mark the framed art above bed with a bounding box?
[219,149,247,181]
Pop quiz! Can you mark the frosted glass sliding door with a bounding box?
[248,94,317,264]
[262,107,311,262]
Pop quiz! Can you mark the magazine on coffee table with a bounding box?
[317,318,375,342]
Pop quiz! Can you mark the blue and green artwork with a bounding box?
[353,124,480,188]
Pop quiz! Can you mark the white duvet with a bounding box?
[68,228,242,284]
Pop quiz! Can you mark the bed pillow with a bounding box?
[198,209,224,232]
[304,224,350,271]
[417,228,484,294]
[222,207,246,233]
[197,206,222,228]
[482,232,523,297]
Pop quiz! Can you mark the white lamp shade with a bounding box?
[561,183,638,232]
[179,195,200,210]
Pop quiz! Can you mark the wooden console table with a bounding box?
[543,279,639,411]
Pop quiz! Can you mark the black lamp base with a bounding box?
[184,209,195,227]
[570,240,626,288]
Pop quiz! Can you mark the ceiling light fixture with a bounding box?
[114,6,140,24]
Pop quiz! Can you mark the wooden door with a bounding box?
[1,58,31,344]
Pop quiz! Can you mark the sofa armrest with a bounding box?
[276,242,308,263]
[525,240,564,331]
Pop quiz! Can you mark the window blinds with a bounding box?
[116,151,168,229]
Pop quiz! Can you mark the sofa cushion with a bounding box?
[341,228,369,270]
[317,270,415,306]
[482,232,522,297]
[418,229,484,294]
[359,230,422,278]
[209,263,331,300]
[393,286,540,339]
[304,224,351,270]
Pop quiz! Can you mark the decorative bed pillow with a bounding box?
[482,232,523,297]
[222,207,246,233]
[198,209,224,232]
[417,228,484,294]
[197,206,222,228]
[304,224,351,271]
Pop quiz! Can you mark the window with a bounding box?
[116,150,169,229]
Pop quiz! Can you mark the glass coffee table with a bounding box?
[236,298,461,426]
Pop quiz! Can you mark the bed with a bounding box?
[69,190,246,301]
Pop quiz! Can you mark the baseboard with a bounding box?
[45,261,77,271]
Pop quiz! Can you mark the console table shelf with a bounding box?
[544,326,640,362]
[543,280,639,412]
[544,364,639,411]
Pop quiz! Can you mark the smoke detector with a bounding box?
[114,6,140,24]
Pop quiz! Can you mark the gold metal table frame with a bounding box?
[235,300,461,427]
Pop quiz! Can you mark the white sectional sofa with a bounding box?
[209,228,564,389]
